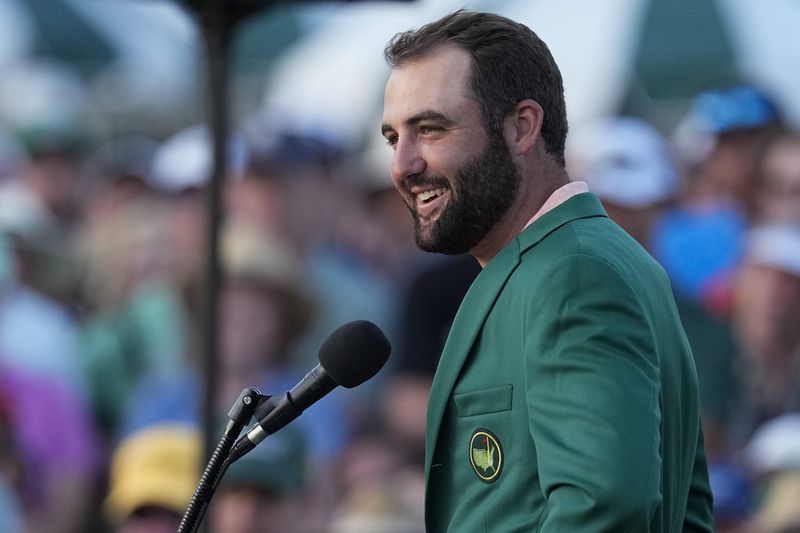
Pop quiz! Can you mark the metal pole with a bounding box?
[199,3,231,470]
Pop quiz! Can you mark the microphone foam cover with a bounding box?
[318,320,391,388]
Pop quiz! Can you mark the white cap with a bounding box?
[567,116,678,208]
[745,413,800,474]
[746,224,800,277]
[149,125,248,193]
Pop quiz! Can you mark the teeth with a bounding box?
[417,187,447,202]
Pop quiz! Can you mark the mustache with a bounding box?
[404,173,450,191]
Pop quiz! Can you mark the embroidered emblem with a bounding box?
[469,429,503,483]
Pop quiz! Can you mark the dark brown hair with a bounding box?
[385,9,568,166]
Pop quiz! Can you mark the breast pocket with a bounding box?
[453,384,513,417]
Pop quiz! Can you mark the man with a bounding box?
[732,224,800,434]
[104,424,200,533]
[380,10,713,532]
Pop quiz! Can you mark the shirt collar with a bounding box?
[524,181,589,229]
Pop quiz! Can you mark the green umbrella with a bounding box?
[625,0,740,123]
[20,0,117,78]
[232,4,305,75]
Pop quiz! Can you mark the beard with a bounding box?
[410,130,521,255]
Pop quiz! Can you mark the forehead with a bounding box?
[383,45,475,124]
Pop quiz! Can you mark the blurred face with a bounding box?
[26,153,80,220]
[221,282,284,372]
[704,130,770,207]
[212,487,294,533]
[117,507,182,533]
[734,262,800,365]
[758,139,800,222]
[167,189,207,283]
[382,46,520,255]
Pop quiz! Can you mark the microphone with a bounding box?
[228,320,391,462]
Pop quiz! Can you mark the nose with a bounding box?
[390,136,426,188]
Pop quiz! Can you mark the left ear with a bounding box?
[504,99,543,157]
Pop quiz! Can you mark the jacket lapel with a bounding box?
[424,193,608,478]
[424,238,520,477]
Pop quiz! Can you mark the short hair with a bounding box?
[385,10,568,167]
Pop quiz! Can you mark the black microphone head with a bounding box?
[318,320,391,388]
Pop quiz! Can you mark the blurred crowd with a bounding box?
[566,86,800,533]
[0,81,799,533]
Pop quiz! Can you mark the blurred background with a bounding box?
[0,0,799,532]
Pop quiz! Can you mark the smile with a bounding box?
[414,186,451,220]
[417,187,448,204]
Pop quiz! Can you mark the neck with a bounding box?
[471,164,569,267]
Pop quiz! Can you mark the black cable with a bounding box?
[176,432,235,533]
[176,388,264,533]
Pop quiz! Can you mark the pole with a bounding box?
[180,0,274,491]
[199,5,229,468]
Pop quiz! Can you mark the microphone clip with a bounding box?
[226,388,303,464]
[223,387,272,438]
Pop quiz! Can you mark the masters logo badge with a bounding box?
[469,429,503,483]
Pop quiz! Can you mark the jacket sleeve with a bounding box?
[683,425,714,532]
[525,254,663,531]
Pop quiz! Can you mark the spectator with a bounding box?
[78,196,191,433]
[78,126,249,434]
[393,255,480,376]
[754,133,800,224]
[0,364,102,533]
[707,461,754,532]
[732,224,800,438]
[117,219,347,466]
[329,435,424,533]
[14,126,85,231]
[104,423,200,533]
[745,413,800,533]
[566,115,679,247]
[672,85,782,214]
[653,85,782,311]
[0,183,86,399]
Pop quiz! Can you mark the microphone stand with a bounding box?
[177,387,272,533]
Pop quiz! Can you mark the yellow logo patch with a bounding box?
[469,429,502,483]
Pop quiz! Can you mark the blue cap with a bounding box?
[691,86,778,135]
[709,461,754,521]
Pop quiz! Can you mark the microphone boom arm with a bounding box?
[177,387,268,533]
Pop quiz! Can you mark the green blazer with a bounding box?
[424,193,713,532]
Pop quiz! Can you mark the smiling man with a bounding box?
[381,44,523,260]
[381,10,713,532]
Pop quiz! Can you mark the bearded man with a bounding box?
[380,10,713,532]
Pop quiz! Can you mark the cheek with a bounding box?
[426,147,464,179]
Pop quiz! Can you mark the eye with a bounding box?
[385,134,398,148]
[418,124,442,135]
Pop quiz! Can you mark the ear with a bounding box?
[504,99,543,157]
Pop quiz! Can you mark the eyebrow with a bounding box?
[381,110,455,136]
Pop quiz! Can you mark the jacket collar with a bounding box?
[518,192,607,252]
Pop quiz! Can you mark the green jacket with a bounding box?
[424,193,713,532]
